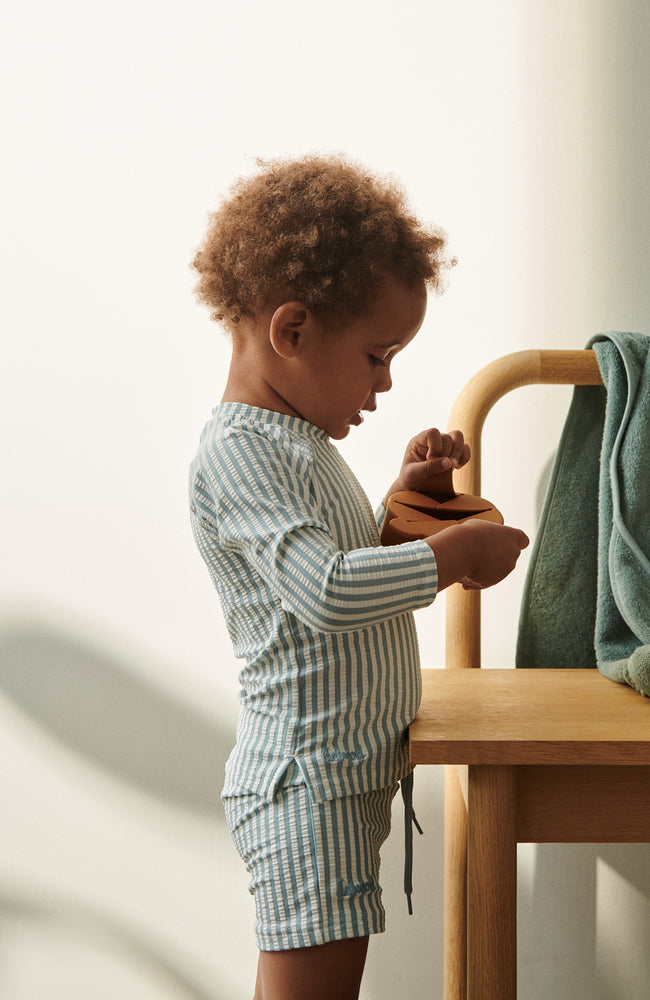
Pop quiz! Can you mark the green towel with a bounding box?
[516,332,650,696]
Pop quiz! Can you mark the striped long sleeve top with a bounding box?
[189,404,438,803]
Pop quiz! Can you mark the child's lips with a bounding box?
[350,411,364,426]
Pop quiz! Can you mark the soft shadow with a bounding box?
[607,2,650,324]
[519,844,600,1000]
[597,844,650,898]
[519,843,650,1000]
[0,618,232,816]
[0,885,222,999]
[534,453,555,527]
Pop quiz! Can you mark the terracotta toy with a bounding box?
[381,468,503,546]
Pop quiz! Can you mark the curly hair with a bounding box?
[192,154,452,332]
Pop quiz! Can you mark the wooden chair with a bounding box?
[409,349,650,1000]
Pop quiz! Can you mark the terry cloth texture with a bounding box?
[516,332,650,696]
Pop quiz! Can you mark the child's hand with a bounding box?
[383,428,470,504]
[429,520,530,593]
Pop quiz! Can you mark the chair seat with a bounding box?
[411,668,650,766]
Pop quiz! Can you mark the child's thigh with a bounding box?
[257,936,369,1000]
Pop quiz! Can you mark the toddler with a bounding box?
[188,154,528,1000]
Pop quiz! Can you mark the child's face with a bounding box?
[293,276,427,440]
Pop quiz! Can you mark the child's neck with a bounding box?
[221,339,301,419]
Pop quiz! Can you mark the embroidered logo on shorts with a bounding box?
[337,877,377,898]
[322,747,367,763]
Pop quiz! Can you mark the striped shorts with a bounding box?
[222,765,398,951]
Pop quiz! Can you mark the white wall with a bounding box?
[1,1,649,997]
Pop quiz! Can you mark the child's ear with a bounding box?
[269,302,311,358]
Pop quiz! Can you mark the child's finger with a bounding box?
[446,430,469,467]
[425,429,468,466]
[423,428,444,459]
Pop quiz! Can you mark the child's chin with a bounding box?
[330,424,352,440]
[330,413,363,439]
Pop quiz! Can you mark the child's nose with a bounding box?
[376,366,393,392]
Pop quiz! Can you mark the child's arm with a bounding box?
[200,426,439,634]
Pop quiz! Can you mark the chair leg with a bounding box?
[444,765,468,1000]
[467,765,517,1000]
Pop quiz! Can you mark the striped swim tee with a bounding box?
[189,404,438,803]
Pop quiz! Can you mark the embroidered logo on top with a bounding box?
[322,748,367,763]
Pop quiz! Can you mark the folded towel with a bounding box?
[516,332,650,696]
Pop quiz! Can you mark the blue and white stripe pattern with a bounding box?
[223,766,398,950]
[189,404,438,804]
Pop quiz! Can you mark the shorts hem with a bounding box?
[256,917,386,952]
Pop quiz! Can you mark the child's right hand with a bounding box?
[427,519,530,593]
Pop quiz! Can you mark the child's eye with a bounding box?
[369,355,386,368]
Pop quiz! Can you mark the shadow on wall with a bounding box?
[0,610,239,997]
[0,887,223,1000]
[519,843,650,1000]
[0,615,232,816]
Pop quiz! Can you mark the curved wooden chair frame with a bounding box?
[409,350,650,1000]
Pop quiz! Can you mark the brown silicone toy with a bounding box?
[381,468,503,546]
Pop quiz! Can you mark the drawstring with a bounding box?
[400,770,423,915]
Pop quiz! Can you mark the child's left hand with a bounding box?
[383,428,470,505]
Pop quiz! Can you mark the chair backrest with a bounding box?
[445,349,603,670]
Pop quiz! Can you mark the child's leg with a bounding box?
[256,936,369,1000]
[224,775,398,995]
